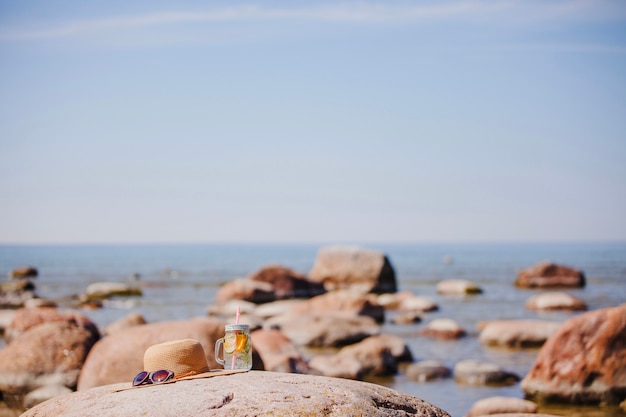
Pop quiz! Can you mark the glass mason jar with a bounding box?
[214,324,252,370]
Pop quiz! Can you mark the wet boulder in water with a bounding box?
[249,265,326,299]
[308,246,397,293]
[524,291,587,311]
[515,262,585,288]
[454,359,520,386]
[405,360,451,383]
[478,319,561,348]
[84,282,142,300]
[291,289,385,323]
[421,318,466,339]
[436,279,482,295]
[522,303,626,405]
[465,396,538,416]
[9,266,38,279]
[264,312,380,347]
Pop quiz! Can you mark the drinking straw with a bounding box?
[231,305,240,369]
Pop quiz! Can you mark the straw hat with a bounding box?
[144,339,213,380]
[113,339,245,392]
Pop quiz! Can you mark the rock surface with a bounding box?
[264,312,380,347]
[464,396,537,416]
[250,329,310,374]
[521,303,626,405]
[292,289,385,323]
[0,320,100,394]
[478,320,561,348]
[405,361,451,383]
[436,279,482,295]
[308,246,397,293]
[421,318,466,339]
[4,307,99,342]
[454,360,520,386]
[9,266,38,279]
[84,282,142,300]
[524,291,587,311]
[515,262,585,288]
[23,371,451,417]
[249,265,325,299]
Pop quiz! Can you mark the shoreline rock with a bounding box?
[515,262,585,288]
[23,371,451,417]
[521,303,626,405]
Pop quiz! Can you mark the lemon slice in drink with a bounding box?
[224,332,247,354]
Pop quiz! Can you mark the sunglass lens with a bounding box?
[132,371,149,386]
[151,369,173,383]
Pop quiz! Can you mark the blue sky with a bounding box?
[1,1,625,244]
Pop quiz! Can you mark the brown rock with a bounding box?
[0,320,100,395]
[421,318,466,339]
[308,246,397,293]
[524,291,587,311]
[515,262,585,288]
[250,329,310,374]
[397,295,439,313]
[521,304,626,405]
[437,279,482,295]
[9,266,38,279]
[309,334,412,379]
[338,334,412,376]
[478,320,561,348]
[391,311,422,324]
[0,279,36,308]
[215,278,274,304]
[23,371,452,417]
[5,307,100,343]
[264,312,380,347]
[405,361,451,382]
[103,312,147,336]
[77,317,261,391]
[308,354,362,379]
[465,396,537,417]
[292,289,385,323]
[454,360,520,386]
[249,265,325,299]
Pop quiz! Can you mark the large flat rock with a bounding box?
[23,371,450,417]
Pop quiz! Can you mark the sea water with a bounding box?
[1,242,625,417]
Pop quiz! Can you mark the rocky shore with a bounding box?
[0,246,624,416]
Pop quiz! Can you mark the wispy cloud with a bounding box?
[0,0,624,42]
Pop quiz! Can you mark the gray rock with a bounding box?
[478,320,561,348]
[454,360,520,386]
[23,371,451,417]
[84,282,142,300]
[436,279,482,295]
[264,312,380,347]
[308,246,397,293]
[464,396,537,417]
[405,361,451,383]
[524,291,587,311]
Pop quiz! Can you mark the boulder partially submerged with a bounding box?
[308,246,397,293]
[515,262,585,288]
[522,303,626,405]
[23,371,451,417]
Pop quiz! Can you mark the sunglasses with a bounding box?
[132,369,174,386]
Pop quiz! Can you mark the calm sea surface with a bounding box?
[1,242,625,417]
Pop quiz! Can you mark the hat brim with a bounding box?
[112,369,248,392]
